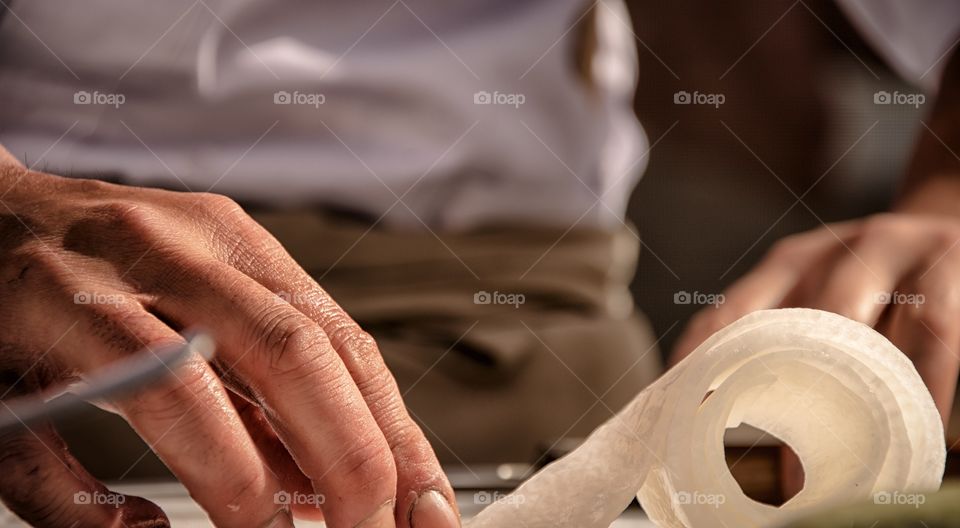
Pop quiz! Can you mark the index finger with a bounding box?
[211,219,460,528]
[276,276,461,528]
[154,260,400,528]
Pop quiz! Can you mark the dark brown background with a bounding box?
[624,0,925,355]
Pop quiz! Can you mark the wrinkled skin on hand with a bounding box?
[0,146,458,528]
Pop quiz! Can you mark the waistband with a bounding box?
[249,209,645,381]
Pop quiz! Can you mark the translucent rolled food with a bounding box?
[466,308,945,528]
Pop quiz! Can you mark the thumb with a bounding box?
[0,421,169,527]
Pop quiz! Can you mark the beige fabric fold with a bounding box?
[252,210,663,462]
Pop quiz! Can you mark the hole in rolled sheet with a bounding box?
[724,423,805,507]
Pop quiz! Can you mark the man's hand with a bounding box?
[0,146,459,528]
[671,207,960,499]
[673,212,960,420]
[674,41,960,505]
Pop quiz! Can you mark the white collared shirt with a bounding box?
[0,0,644,230]
[0,1,957,229]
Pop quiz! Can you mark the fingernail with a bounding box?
[410,490,459,528]
[356,500,396,528]
[261,508,295,528]
[119,495,170,528]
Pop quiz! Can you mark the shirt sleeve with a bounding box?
[836,0,960,93]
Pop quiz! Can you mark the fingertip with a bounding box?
[118,494,170,528]
[407,490,460,528]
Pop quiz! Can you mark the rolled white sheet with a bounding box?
[466,308,945,527]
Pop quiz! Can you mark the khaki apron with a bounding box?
[250,210,662,463]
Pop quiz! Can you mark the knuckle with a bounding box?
[933,227,960,252]
[766,235,802,263]
[208,227,252,267]
[816,282,874,321]
[264,317,324,364]
[325,326,399,404]
[75,177,113,195]
[196,192,242,214]
[824,297,863,321]
[90,202,164,240]
[191,193,260,263]
[379,414,425,455]
[860,213,898,239]
[354,362,399,409]
[125,361,215,422]
[331,432,396,498]
[268,345,341,388]
[255,310,337,378]
[330,324,379,355]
